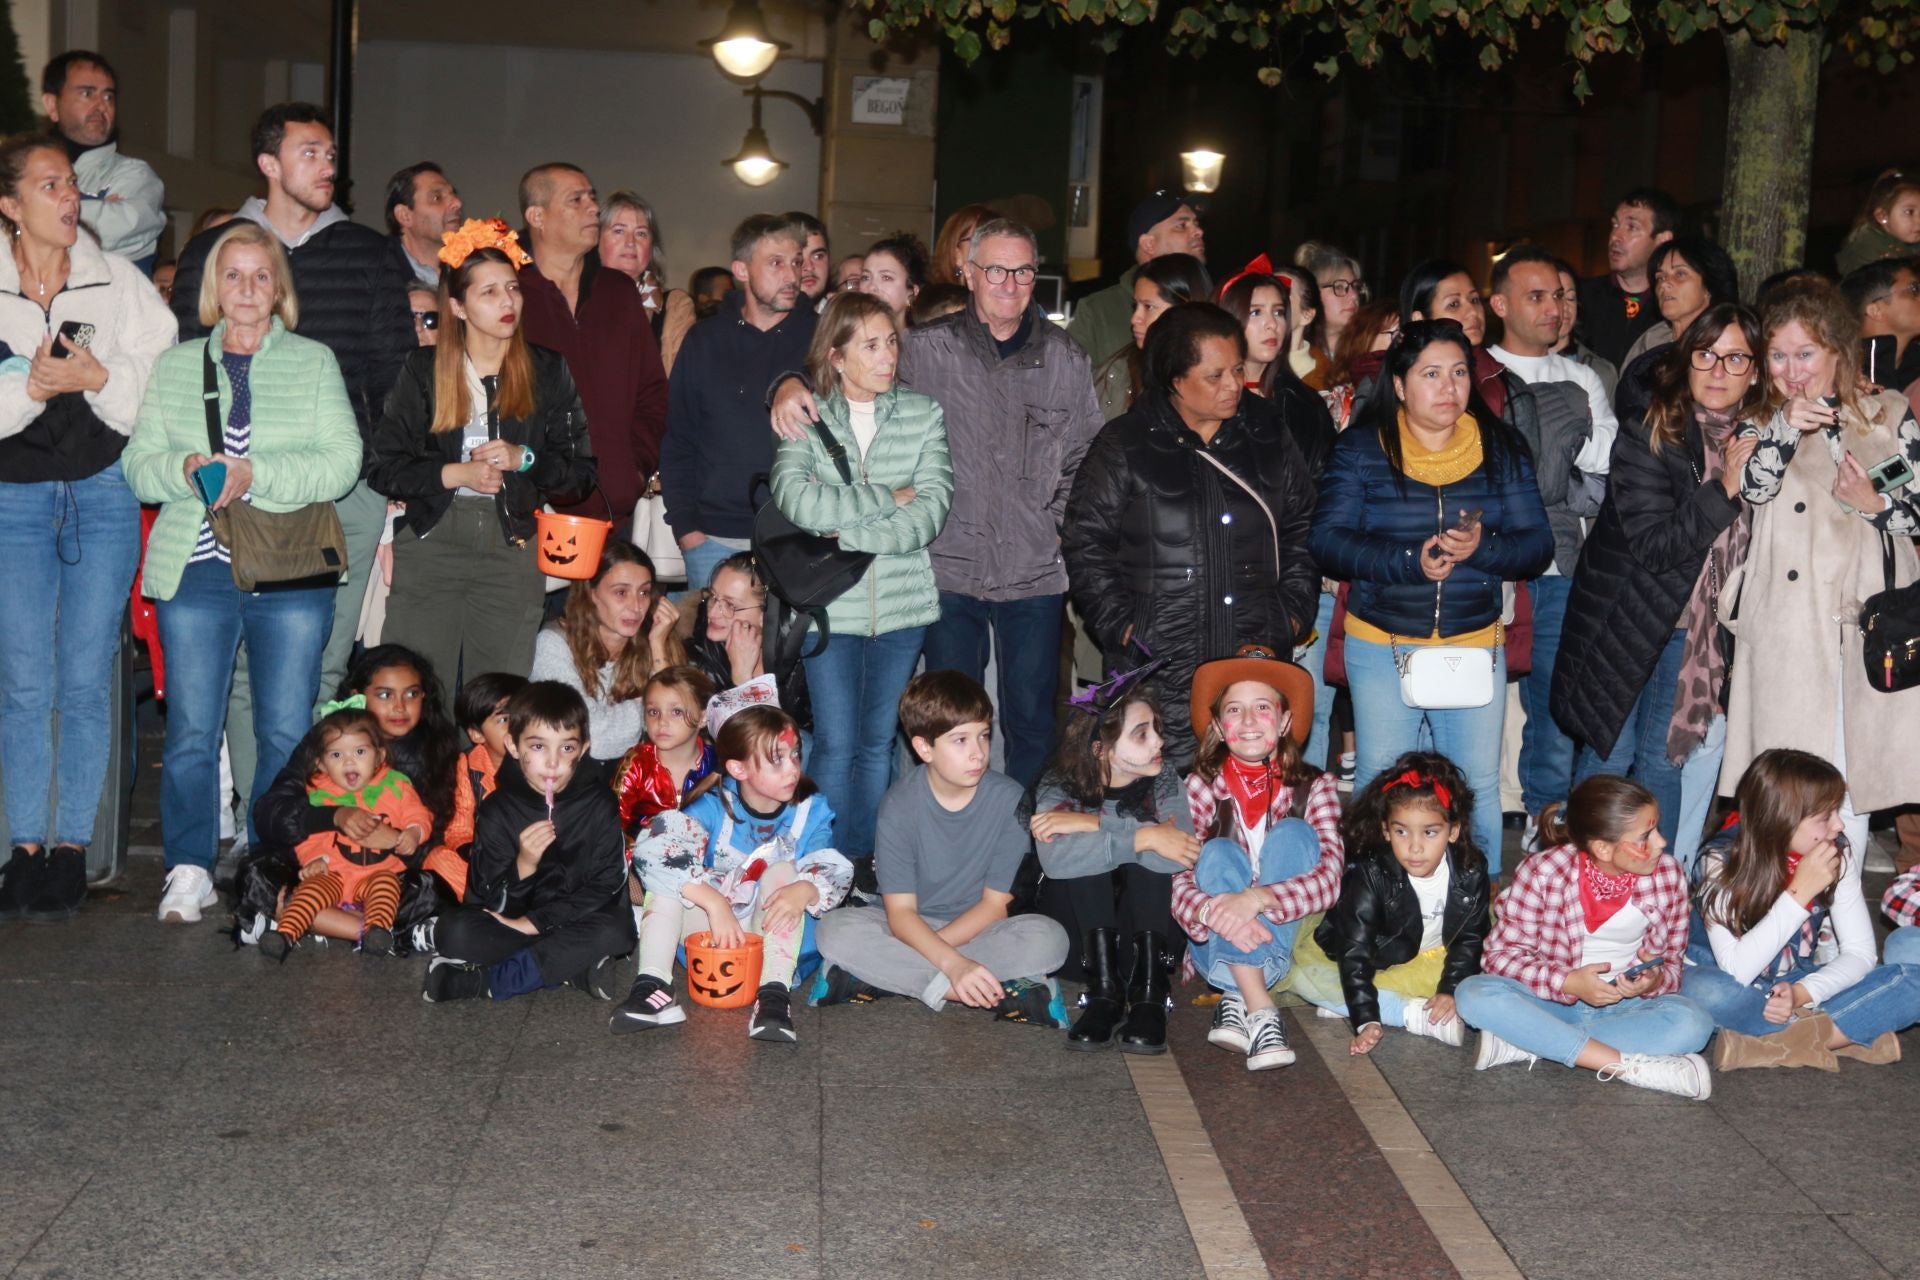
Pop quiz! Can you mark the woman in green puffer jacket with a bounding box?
[772,291,952,870]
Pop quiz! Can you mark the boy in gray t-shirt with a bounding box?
[813,672,1069,1022]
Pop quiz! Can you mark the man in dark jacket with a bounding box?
[516,163,669,523]
[169,102,416,820]
[660,213,815,592]
[426,681,634,1002]
[1575,188,1678,367]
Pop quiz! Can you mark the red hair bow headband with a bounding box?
[1215,253,1294,303]
[1383,769,1452,811]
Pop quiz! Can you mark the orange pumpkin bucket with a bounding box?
[533,486,614,579]
[684,931,763,1008]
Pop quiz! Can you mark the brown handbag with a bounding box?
[202,342,347,592]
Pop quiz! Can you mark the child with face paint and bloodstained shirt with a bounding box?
[1170,646,1347,1073]
[614,683,851,1042]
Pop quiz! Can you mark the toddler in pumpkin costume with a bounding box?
[261,703,434,960]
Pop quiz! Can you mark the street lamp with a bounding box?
[700,0,791,80]
[1180,148,1225,194]
[724,86,824,188]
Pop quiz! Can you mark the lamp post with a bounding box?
[725,85,824,188]
[1179,148,1225,195]
[700,0,790,80]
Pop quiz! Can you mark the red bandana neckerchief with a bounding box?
[1221,754,1274,832]
[1578,851,1638,934]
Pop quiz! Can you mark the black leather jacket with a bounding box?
[1312,849,1490,1033]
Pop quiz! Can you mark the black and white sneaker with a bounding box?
[564,955,619,1000]
[1245,1009,1296,1071]
[609,973,686,1032]
[422,956,487,1003]
[1207,993,1252,1052]
[409,919,437,956]
[747,982,798,1043]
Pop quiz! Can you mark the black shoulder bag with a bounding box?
[750,419,876,668]
[202,342,348,593]
[1860,531,1920,693]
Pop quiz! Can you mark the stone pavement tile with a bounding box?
[1704,1044,1920,1114]
[0,1175,90,1273]
[1410,1102,1822,1215]
[0,1064,181,1168]
[1835,1214,1920,1279]
[819,1193,1204,1280]
[816,990,1131,1091]
[1717,1100,1920,1212]
[821,1083,1168,1203]
[1167,1008,1460,1280]
[0,912,235,981]
[422,1186,823,1280]
[1473,1209,1891,1280]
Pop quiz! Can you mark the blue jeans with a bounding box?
[1681,945,1920,1045]
[1346,633,1508,875]
[680,535,750,596]
[921,590,1063,791]
[802,625,927,859]
[1518,575,1577,817]
[1887,926,1920,968]
[1671,713,1726,876]
[1186,820,1321,991]
[1454,973,1714,1067]
[1295,589,1338,772]
[157,559,333,869]
[1573,629,1686,847]
[0,463,141,848]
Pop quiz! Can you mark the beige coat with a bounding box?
[1719,389,1920,809]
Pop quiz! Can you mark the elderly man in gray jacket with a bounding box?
[773,217,1104,788]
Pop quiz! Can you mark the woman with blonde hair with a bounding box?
[598,191,696,374]
[1725,277,1920,856]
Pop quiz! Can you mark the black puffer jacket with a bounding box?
[1312,849,1490,1034]
[170,210,414,460]
[367,344,598,545]
[1063,387,1317,760]
[1264,374,1338,482]
[1551,408,1743,758]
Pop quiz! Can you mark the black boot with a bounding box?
[1117,931,1171,1055]
[1066,928,1125,1050]
[0,847,43,920]
[26,845,87,922]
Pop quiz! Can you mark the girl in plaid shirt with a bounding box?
[1454,775,1717,1099]
[1685,749,1920,1070]
[1172,648,1345,1073]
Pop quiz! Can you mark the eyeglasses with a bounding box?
[1690,349,1755,375]
[1320,279,1370,301]
[706,592,764,619]
[412,311,439,331]
[971,263,1038,286]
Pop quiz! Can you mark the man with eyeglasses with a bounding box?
[1067,190,1206,362]
[1843,258,1920,396]
[769,217,1104,789]
[1487,245,1619,847]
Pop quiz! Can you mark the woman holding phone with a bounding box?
[1308,320,1553,873]
[1722,278,1920,858]
[0,134,175,921]
[122,220,362,924]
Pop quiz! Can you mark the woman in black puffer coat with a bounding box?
[1064,304,1319,765]
[1551,304,1764,864]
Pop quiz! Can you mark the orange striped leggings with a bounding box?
[275,870,402,944]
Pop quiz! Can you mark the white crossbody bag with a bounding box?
[1390,621,1501,710]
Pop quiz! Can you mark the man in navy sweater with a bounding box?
[659,214,817,591]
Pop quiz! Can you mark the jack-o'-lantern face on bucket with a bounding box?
[543,529,581,566]
[689,951,744,1002]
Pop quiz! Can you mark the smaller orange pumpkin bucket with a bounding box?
[533,485,614,580]
[684,931,764,1009]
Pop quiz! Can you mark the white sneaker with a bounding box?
[1245,1009,1296,1071]
[1402,998,1466,1047]
[157,865,218,924]
[1473,1030,1538,1071]
[1596,1052,1713,1101]
[1315,1005,1346,1020]
[236,912,274,946]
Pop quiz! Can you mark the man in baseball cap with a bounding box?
[1066,189,1206,362]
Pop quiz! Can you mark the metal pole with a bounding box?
[328,0,357,207]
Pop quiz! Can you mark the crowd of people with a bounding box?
[3,49,1920,1095]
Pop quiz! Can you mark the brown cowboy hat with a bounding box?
[1190,644,1314,746]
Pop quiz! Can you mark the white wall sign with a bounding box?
[851,76,911,126]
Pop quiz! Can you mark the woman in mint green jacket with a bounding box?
[122,224,362,920]
[772,291,952,869]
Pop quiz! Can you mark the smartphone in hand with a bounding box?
[50,320,95,359]
[191,461,228,507]
[1611,955,1665,985]
[1449,507,1484,534]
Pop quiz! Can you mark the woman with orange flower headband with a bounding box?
[366,219,599,704]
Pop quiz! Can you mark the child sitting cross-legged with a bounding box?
[813,671,1071,1026]
[423,681,635,1003]
[614,684,850,1042]
[260,699,433,961]
[1286,751,1489,1055]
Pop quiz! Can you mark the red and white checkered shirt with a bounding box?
[1171,770,1345,946]
[1883,868,1920,929]
[1481,843,1690,1004]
